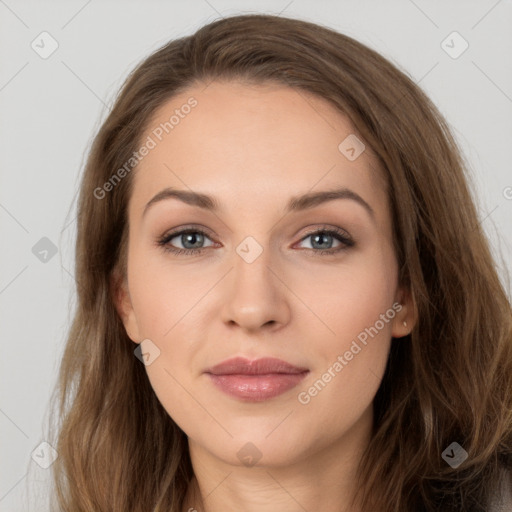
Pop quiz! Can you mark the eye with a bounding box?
[295,226,354,255]
[157,228,216,256]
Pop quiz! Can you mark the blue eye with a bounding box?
[157,225,354,256]
[296,228,354,255]
[157,229,216,256]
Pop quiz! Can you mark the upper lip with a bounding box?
[206,357,308,376]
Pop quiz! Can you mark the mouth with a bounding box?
[204,357,309,402]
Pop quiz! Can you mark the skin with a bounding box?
[113,80,415,512]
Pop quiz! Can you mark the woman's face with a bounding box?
[114,80,412,468]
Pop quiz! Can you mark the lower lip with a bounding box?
[207,372,309,401]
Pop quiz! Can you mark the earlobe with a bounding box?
[110,269,141,344]
[392,286,416,338]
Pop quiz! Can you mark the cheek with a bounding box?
[141,360,210,442]
[127,249,209,339]
[294,264,396,432]
[294,246,397,410]
[296,251,397,350]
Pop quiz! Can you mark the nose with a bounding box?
[220,243,291,333]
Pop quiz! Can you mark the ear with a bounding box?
[110,268,142,344]
[391,284,417,338]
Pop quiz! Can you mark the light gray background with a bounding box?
[1,1,511,510]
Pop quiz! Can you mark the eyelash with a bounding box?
[156,225,355,257]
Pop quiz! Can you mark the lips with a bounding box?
[207,356,308,375]
[205,357,309,401]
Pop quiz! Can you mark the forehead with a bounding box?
[130,80,387,219]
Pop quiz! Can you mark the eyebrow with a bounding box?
[142,186,375,219]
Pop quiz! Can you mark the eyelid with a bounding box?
[159,224,216,241]
[297,224,352,241]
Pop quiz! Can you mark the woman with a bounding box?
[47,13,512,511]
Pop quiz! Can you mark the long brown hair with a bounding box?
[46,13,512,511]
